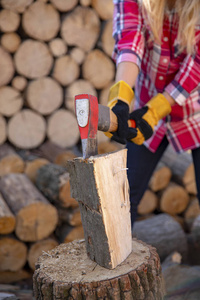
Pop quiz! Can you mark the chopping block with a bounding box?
[67,149,132,269]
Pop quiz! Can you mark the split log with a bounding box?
[0,144,25,176]
[65,79,97,113]
[0,86,23,117]
[0,46,15,87]
[0,115,6,145]
[137,190,158,215]
[1,0,34,13]
[52,55,80,86]
[8,109,46,149]
[101,20,115,57]
[183,164,197,195]
[59,182,78,208]
[14,40,53,79]
[133,213,188,261]
[11,76,27,92]
[70,47,86,65]
[50,0,78,12]
[61,7,100,52]
[0,193,15,235]
[184,197,200,231]
[26,77,63,115]
[187,215,200,265]
[149,162,172,192]
[91,0,114,20]
[33,239,164,300]
[82,49,115,89]
[47,109,80,148]
[0,173,58,242]
[56,224,84,243]
[0,9,20,32]
[0,269,31,284]
[49,38,67,57]
[24,158,49,183]
[28,238,58,271]
[0,236,27,271]
[1,33,21,53]
[67,149,132,269]
[80,0,91,6]
[159,182,189,215]
[22,2,60,41]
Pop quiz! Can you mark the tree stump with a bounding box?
[33,239,164,300]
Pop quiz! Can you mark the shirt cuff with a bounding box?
[165,80,190,106]
[115,50,142,70]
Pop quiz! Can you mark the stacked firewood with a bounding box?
[0,0,115,150]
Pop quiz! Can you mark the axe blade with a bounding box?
[75,94,99,159]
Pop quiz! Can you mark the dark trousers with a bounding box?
[126,136,200,227]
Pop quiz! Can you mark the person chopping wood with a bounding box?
[106,0,200,228]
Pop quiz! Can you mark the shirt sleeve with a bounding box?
[165,34,200,106]
[112,0,145,69]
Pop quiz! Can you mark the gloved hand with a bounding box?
[105,80,134,144]
[127,93,171,145]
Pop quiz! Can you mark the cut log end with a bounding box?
[0,216,16,235]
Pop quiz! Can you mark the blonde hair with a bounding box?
[142,0,200,54]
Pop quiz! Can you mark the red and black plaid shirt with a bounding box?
[113,0,200,153]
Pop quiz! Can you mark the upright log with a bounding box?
[33,239,164,300]
[68,149,132,269]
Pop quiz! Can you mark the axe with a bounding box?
[75,94,136,159]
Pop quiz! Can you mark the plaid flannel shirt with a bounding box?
[113,0,200,153]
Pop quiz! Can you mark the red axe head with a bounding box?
[75,94,99,159]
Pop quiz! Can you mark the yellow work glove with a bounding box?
[127,94,171,145]
[105,80,135,144]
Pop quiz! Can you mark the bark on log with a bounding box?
[67,150,132,269]
[65,79,97,113]
[0,236,27,271]
[187,215,200,265]
[0,143,25,176]
[0,269,31,284]
[0,115,7,145]
[0,9,20,32]
[1,33,21,53]
[0,46,15,87]
[101,20,115,57]
[70,47,85,65]
[133,213,188,262]
[1,0,33,13]
[26,77,63,115]
[33,239,164,300]
[61,6,100,52]
[0,193,16,235]
[11,76,27,92]
[8,109,46,149]
[52,55,80,86]
[28,238,58,271]
[82,49,115,89]
[56,224,84,243]
[0,173,58,242]
[137,190,158,216]
[0,86,23,117]
[159,182,189,215]
[24,158,49,183]
[47,109,79,148]
[183,164,197,195]
[149,162,172,192]
[50,0,78,12]
[14,40,53,79]
[49,38,67,57]
[33,141,67,162]
[91,0,114,20]
[22,2,60,41]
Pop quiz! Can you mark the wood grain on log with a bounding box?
[14,40,53,79]
[0,236,27,271]
[68,150,132,269]
[80,0,91,6]
[59,182,78,208]
[0,193,15,235]
[56,224,84,243]
[70,47,85,65]
[0,174,58,242]
[1,0,33,13]
[0,144,25,176]
[101,20,115,57]
[50,0,78,12]
[61,7,100,52]
[28,238,58,271]
[33,239,164,300]
[22,2,60,41]
[0,47,15,87]
[0,86,23,117]
[0,269,31,284]
[8,109,46,149]
[0,9,20,32]
[1,33,21,53]
[149,163,172,192]
[183,164,197,195]
[49,38,67,57]
[11,76,27,92]
[184,197,200,231]
[47,109,79,148]
[82,49,115,89]
[25,158,49,183]
[26,77,63,115]
[91,0,114,20]
[138,190,158,215]
[0,115,7,145]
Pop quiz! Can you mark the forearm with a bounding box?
[163,91,176,106]
[115,62,139,88]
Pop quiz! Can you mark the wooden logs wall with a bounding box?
[0,0,115,149]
